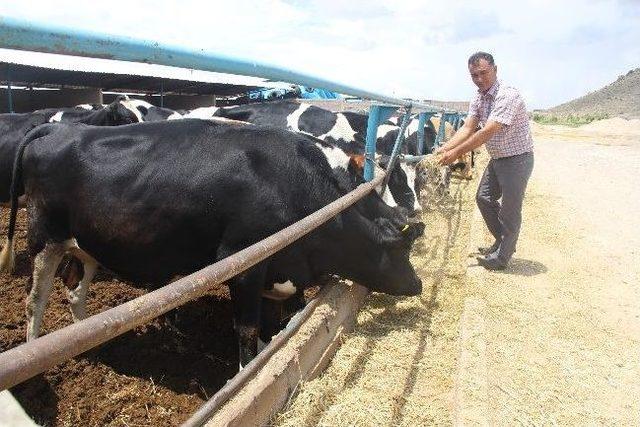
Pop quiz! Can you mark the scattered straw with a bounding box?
[272,163,480,426]
[415,154,455,211]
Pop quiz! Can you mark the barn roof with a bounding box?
[0,48,292,96]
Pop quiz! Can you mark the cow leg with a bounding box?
[229,265,266,369]
[60,240,100,321]
[26,243,65,341]
[259,280,303,348]
[0,236,15,274]
[68,259,98,322]
[0,196,26,209]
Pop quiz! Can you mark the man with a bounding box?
[437,52,534,270]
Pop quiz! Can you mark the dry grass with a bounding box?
[415,154,454,210]
[272,166,479,426]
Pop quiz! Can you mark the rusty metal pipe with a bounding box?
[0,173,385,391]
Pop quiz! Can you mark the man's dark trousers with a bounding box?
[476,151,534,262]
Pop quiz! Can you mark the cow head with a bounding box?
[105,97,144,125]
[405,125,437,155]
[356,218,425,296]
[334,210,424,297]
[346,154,422,216]
[377,156,422,216]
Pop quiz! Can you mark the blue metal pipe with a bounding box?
[416,113,427,156]
[0,16,458,113]
[363,105,398,181]
[364,106,381,182]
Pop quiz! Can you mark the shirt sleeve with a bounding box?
[468,95,480,118]
[488,90,521,126]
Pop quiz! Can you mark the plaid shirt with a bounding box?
[468,80,533,159]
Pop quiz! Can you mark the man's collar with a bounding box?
[479,80,500,98]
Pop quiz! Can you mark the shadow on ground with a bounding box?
[470,257,547,277]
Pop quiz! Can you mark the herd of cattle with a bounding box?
[0,96,464,366]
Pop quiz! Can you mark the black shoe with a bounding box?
[477,254,507,271]
[478,241,501,255]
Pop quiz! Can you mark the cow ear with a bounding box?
[348,154,365,171]
[373,217,404,247]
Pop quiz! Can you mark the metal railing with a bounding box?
[0,16,463,397]
[0,17,455,114]
[0,174,385,390]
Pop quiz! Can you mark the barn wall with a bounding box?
[0,88,222,113]
[0,87,103,113]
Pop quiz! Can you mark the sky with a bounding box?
[0,0,638,109]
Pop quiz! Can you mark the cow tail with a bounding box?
[1,124,55,274]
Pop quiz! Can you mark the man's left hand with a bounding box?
[437,148,460,166]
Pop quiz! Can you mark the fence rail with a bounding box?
[0,16,455,113]
[0,173,386,391]
[0,16,463,399]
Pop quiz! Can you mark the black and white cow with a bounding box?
[0,98,143,206]
[385,115,438,155]
[181,106,223,120]
[127,99,183,122]
[0,119,424,365]
[74,103,105,111]
[213,101,423,214]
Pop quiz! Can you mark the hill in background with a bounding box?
[546,68,640,119]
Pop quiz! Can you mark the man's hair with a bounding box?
[468,52,495,66]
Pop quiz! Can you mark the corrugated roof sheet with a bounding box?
[0,48,292,96]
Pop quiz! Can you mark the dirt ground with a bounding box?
[2,118,638,426]
[275,119,640,425]
[0,208,240,426]
[459,120,640,425]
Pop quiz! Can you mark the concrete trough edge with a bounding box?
[201,281,368,427]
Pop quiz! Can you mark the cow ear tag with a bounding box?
[402,224,410,233]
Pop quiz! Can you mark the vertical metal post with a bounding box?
[364,105,397,181]
[416,112,427,155]
[160,80,164,107]
[6,65,14,113]
[364,106,381,182]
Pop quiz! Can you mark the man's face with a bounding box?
[468,59,497,93]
